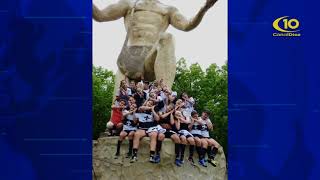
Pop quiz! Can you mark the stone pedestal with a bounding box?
[93,137,227,180]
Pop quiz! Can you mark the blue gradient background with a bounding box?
[0,0,92,179]
[229,0,320,179]
[1,0,320,180]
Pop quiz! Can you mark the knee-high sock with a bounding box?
[200,147,206,160]
[175,144,180,159]
[128,139,133,154]
[211,147,218,159]
[196,146,201,159]
[189,145,195,158]
[156,140,162,155]
[180,144,186,161]
[207,146,213,159]
[116,140,122,155]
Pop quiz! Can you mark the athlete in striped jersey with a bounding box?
[200,110,220,167]
[189,110,210,167]
[114,103,138,159]
[155,104,181,165]
[175,110,196,166]
[130,100,160,163]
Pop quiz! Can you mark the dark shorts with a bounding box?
[124,130,136,134]
[178,134,193,138]
[192,134,203,138]
[164,130,177,138]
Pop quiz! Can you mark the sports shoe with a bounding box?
[188,157,195,166]
[175,158,182,167]
[130,156,137,163]
[199,159,207,167]
[208,159,217,167]
[154,155,161,164]
[149,156,156,163]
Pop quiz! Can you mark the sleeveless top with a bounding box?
[200,118,210,138]
[190,120,202,136]
[123,110,137,131]
[136,110,157,129]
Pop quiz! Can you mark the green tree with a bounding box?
[172,58,228,154]
[93,66,115,139]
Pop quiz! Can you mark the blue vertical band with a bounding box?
[229,0,320,179]
[0,0,92,179]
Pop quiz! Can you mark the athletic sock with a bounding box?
[196,146,201,159]
[200,147,206,160]
[211,147,218,159]
[116,140,122,155]
[132,148,138,157]
[180,144,186,161]
[189,145,195,158]
[150,151,155,158]
[207,146,213,159]
[128,140,133,154]
[175,144,180,159]
[156,140,162,155]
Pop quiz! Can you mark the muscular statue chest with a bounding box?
[134,3,168,16]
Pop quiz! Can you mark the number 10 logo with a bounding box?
[273,16,300,33]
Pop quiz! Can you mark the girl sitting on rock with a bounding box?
[106,99,126,136]
[175,110,196,166]
[154,104,181,164]
[114,103,138,159]
[130,100,161,163]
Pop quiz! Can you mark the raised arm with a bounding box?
[168,0,218,32]
[93,0,130,22]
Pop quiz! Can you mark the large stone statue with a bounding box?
[93,0,218,91]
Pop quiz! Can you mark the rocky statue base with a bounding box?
[93,137,227,180]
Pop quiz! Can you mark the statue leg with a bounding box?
[154,33,176,89]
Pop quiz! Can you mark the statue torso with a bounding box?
[124,0,171,46]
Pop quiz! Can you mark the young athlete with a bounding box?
[115,103,138,159]
[181,92,195,122]
[175,110,195,166]
[189,110,209,167]
[200,110,220,167]
[130,100,160,163]
[154,104,181,164]
[106,99,126,136]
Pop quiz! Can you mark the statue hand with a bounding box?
[204,0,218,10]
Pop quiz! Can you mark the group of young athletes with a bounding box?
[106,79,220,167]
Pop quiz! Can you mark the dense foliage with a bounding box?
[93,58,228,152]
[172,58,228,153]
[93,66,115,139]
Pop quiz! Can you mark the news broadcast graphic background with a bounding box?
[1,0,320,180]
[229,0,320,179]
[0,0,92,179]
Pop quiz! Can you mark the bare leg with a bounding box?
[154,33,176,90]
[149,132,158,151]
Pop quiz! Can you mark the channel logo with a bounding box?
[272,16,301,37]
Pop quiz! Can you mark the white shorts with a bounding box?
[146,125,166,134]
[178,130,194,138]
